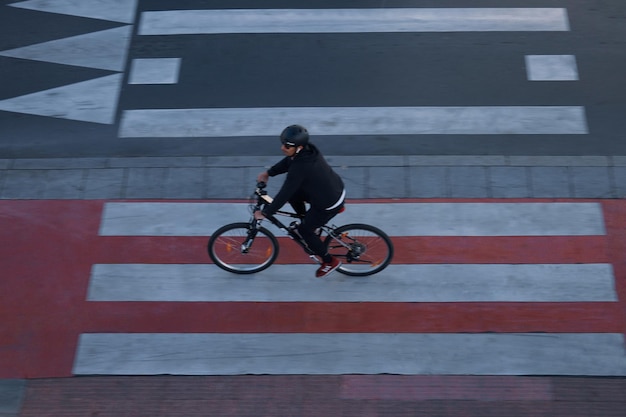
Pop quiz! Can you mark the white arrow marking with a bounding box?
[0,74,122,124]
[0,26,131,71]
[10,0,138,23]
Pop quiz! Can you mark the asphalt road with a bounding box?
[0,0,625,158]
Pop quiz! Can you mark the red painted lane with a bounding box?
[94,235,609,264]
[80,301,623,334]
[1,199,626,379]
[0,200,103,378]
[602,201,626,335]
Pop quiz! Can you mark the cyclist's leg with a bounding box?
[299,205,343,262]
[288,192,307,217]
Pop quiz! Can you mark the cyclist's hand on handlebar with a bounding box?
[257,171,269,184]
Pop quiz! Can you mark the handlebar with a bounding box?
[253,181,273,206]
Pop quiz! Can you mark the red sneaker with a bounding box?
[315,256,341,278]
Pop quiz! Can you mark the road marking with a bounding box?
[0,74,123,124]
[128,58,182,85]
[138,8,570,35]
[0,25,131,124]
[98,202,606,237]
[73,333,626,376]
[526,55,579,81]
[118,106,588,137]
[88,263,617,302]
[3,200,625,379]
[0,26,132,71]
[9,0,138,23]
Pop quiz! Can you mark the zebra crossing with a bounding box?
[71,200,626,376]
[0,1,586,143]
[0,198,625,378]
[121,5,584,139]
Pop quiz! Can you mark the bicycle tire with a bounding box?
[208,222,279,274]
[324,223,394,276]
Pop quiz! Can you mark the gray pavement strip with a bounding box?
[2,155,625,169]
[0,379,25,415]
[1,155,625,200]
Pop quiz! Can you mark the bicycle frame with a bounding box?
[247,183,346,263]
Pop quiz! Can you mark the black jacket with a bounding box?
[263,144,345,216]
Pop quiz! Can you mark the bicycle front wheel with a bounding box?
[324,223,394,276]
[208,222,279,274]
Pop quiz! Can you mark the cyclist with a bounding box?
[254,124,346,278]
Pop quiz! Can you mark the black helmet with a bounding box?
[280,124,309,147]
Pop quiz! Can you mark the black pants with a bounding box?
[289,197,343,263]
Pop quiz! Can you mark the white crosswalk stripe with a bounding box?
[74,333,626,376]
[98,202,606,236]
[88,263,617,302]
[118,106,588,138]
[138,8,570,35]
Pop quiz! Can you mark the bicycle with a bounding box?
[207,182,394,276]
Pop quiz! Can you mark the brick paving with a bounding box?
[2,155,626,200]
[14,376,626,416]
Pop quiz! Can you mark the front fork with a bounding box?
[241,219,261,253]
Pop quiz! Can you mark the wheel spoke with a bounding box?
[208,223,279,274]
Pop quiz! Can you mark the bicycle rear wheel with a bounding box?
[208,222,279,274]
[324,223,394,276]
